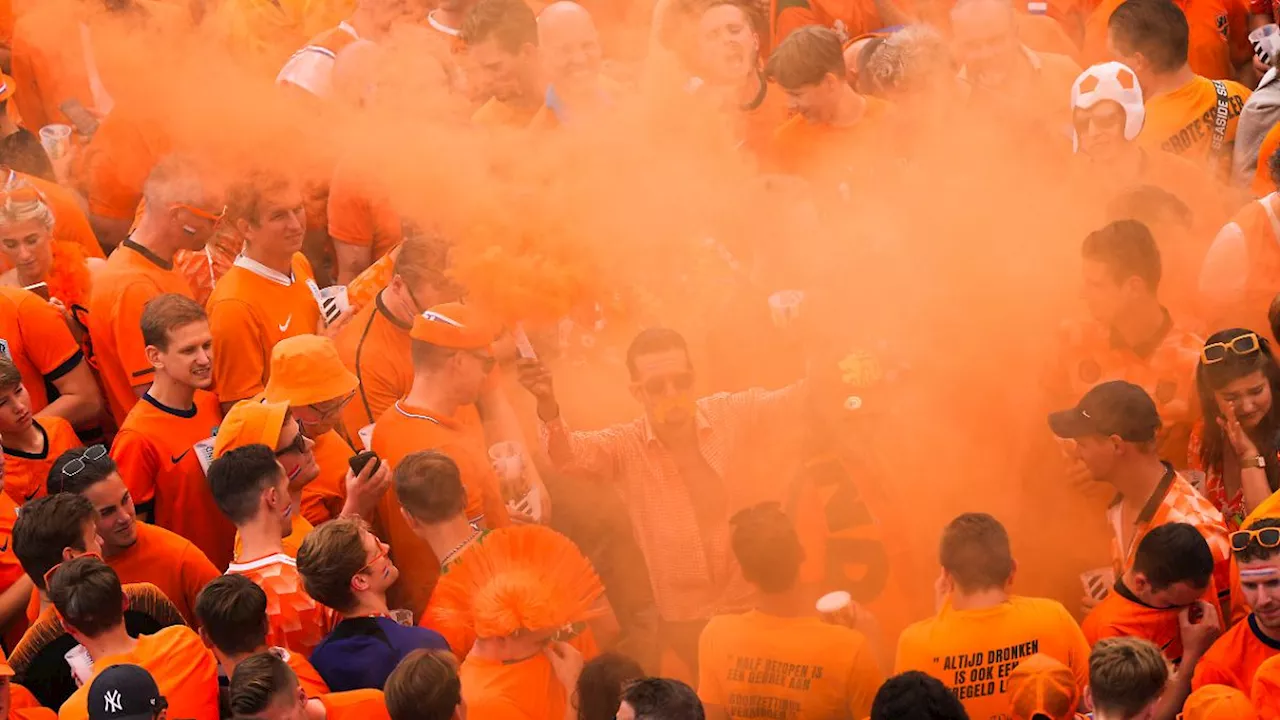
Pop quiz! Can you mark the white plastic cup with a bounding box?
[1080,568,1116,602]
[1252,23,1280,64]
[319,285,350,325]
[65,644,94,688]
[768,290,805,328]
[489,441,525,482]
[39,124,72,161]
[815,590,857,627]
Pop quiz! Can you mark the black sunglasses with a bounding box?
[642,373,694,396]
[275,424,307,457]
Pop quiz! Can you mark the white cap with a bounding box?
[1070,62,1144,153]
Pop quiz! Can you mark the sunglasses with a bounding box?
[43,551,102,591]
[308,392,356,419]
[642,373,694,396]
[0,185,44,205]
[1202,333,1261,365]
[358,542,390,576]
[54,445,108,492]
[275,424,307,457]
[1232,527,1280,552]
[170,202,226,224]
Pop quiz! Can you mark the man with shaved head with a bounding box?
[534,1,611,126]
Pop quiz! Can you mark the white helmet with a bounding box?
[1070,62,1144,153]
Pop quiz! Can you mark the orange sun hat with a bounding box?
[263,334,358,407]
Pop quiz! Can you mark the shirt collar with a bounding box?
[234,254,294,286]
[122,239,174,271]
[394,400,461,429]
[641,406,713,446]
[1108,307,1173,359]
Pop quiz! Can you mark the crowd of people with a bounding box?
[2,0,1280,716]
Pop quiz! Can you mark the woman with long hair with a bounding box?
[1189,328,1280,529]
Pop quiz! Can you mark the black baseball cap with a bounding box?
[87,665,167,720]
[1047,381,1162,442]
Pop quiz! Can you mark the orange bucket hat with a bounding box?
[263,334,359,407]
[1181,684,1257,720]
[213,399,290,458]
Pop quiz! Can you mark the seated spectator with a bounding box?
[47,557,218,720]
[618,679,705,720]
[696,502,882,720]
[0,356,80,504]
[48,447,219,627]
[1194,517,1280,691]
[298,517,448,691]
[193,575,329,698]
[1087,637,1170,720]
[869,672,968,720]
[577,654,644,720]
[384,650,464,720]
[208,444,334,657]
[228,651,390,720]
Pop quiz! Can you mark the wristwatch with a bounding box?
[1243,455,1267,468]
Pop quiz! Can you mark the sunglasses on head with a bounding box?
[0,185,44,206]
[642,373,694,396]
[1231,527,1280,552]
[1202,333,1262,365]
[170,202,226,224]
[53,445,108,493]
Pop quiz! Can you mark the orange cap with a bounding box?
[213,400,289,458]
[263,334,359,407]
[1182,685,1257,720]
[410,303,498,350]
[1007,655,1079,720]
[1254,655,1280,714]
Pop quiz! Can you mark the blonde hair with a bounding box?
[0,177,53,233]
[864,25,953,95]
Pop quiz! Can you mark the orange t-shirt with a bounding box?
[894,597,1092,720]
[57,626,220,720]
[87,242,195,425]
[328,158,403,263]
[1081,577,1221,665]
[471,97,542,128]
[226,552,335,658]
[317,690,392,720]
[12,682,56,720]
[109,390,233,570]
[283,646,331,697]
[371,401,509,616]
[335,292,412,438]
[697,611,883,720]
[107,522,220,626]
[0,286,83,415]
[207,254,323,403]
[301,429,352,525]
[3,415,80,504]
[769,96,893,188]
[460,653,565,720]
[1193,613,1280,691]
[1139,76,1250,175]
[1084,0,1245,79]
[80,109,169,223]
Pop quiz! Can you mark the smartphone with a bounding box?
[58,99,100,137]
[349,451,379,477]
[23,282,49,300]
[513,323,537,360]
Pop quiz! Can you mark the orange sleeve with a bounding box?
[1192,652,1237,690]
[15,292,81,378]
[109,430,160,504]
[208,299,266,402]
[1229,0,1252,66]
[289,653,331,698]
[846,638,884,720]
[179,541,220,615]
[319,691,390,720]
[1059,605,1093,691]
[327,168,375,247]
[114,281,165,388]
[11,683,56,720]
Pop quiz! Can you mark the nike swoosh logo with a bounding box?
[279,315,292,332]
[172,449,190,464]
[22,486,37,501]
[0,539,10,553]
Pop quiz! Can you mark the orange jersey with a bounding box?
[235,515,314,560]
[335,292,412,436]
[894,597,1092,720]
[769,97,894,189]
[460,654,566,720]
[371,401,509,616]
[697,611,883,720]
[1081,577,1221,664]
[1193,614,1280,691]
[107,522,220,626]
[3,415,80,504]
[317,690,392,720]
[1139,76,1250,176]
[207,254,324,403]
[301,429,352,525]
[226,553,335,657]
[328,157,403,261]
[471,97,542,128]
[109,391,234,570]
[87,242,195,425]
[57,626,220,720]
[0,287,83,415]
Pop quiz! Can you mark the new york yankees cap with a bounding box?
[88,665,168,720]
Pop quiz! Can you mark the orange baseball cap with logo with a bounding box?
[1007,654,1079,720]
[410,302,498,350]
[213,399,290,458]
[263,334,359,407]
[1181,684,1257,720]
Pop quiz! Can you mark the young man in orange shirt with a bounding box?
[1087,638,1172,720]
[47,448,219,627]
[0,286,100,428]
[208,172,331,411]
[465,0,546,128]
[894,513,1091,720]
[49,557,219,720]
[209,444,335,658]
[1193,517,1280,691]
[228,651,390,720]
[194,575,329,698]
[1107,0,1251,178]
[87,156,218,426]
[0,357,81,504]
[1086,0,1248,81]
[109,293,232,569]
[262,335,361,525]
[11,493,102,621]
[371,302,509,616]
[336,235,460,440]
[697,503,882,720]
